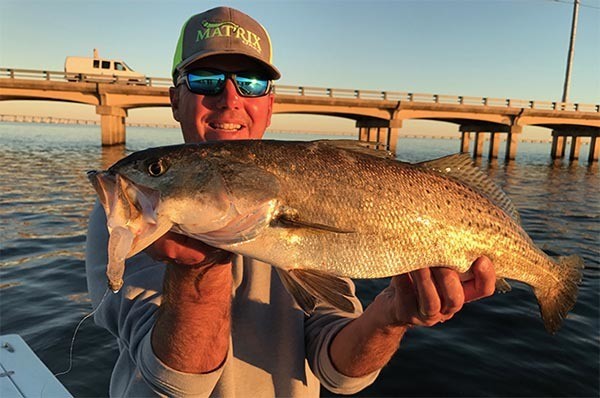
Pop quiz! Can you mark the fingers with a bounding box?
[410,268,441,318]
[431,268,464,315]
[411,267,465,322]
[146,232,232,267]
[389,274,414,301]
[462,256,496,302]
[384,258,496,329]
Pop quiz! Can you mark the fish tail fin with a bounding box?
[534,255,584,334]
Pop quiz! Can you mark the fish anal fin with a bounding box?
[495,278,512,293]
[290,269,356,313]
[417,153,521,224]
[275,268,318,314]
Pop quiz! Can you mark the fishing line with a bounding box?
[39,288,111,397]
[54,287,111,378]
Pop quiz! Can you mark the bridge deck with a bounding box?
[1,67,598,162]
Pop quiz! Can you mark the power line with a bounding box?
[548,0,600,10]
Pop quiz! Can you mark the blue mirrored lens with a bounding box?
[187,71,226,95]
[235,76,269,96]
[185,70,270,97]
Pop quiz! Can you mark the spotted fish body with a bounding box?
[88,140,583,333]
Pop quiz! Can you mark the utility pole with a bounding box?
[562,0,580,103]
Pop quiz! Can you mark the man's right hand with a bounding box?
[146,231,233,267]
[149,231,234,373]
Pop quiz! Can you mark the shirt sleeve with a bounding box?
[303,280,380,394]
[85,202,225,396]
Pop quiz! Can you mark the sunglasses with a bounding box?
[177,69,272,97]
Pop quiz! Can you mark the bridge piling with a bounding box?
[459,124,520,161]
[552,127,599,163]
[356,118,401,155]
[551,133,566,159]
[387,125,400,155]
[460,132,470,153]
[488,132,501,159]
[589,135,599,163]
[373,127,382,145]
[96,106,127,146]
[473,132,485,158]
[569,136,581,160]
[359,127,368,142]
[505,131,519,161]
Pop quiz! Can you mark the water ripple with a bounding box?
[1,126,598,397]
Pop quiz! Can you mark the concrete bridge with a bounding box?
[1,67,599,162]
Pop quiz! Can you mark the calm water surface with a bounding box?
[0,123,598,397]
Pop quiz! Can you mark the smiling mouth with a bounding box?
[209,122,243,131]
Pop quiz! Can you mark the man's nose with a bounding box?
[216,78,240,109]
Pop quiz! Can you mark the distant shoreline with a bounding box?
[1,115,587,145]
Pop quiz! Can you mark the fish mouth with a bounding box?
[88,169,174,291]
[87,170,172,257]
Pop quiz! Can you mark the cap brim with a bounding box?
[176,49,281,81]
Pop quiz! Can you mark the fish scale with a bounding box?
[246,146,509,276]
[88,139,584,333]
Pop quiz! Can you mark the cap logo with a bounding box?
[197,20,262,54]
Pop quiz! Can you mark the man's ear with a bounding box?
[169,86,180,122]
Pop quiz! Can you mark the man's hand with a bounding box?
[379,256,496,327]
[148,231,234,373]
[146,231,233,267]
[330,256,496,377]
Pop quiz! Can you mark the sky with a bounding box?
[1,0,599,138]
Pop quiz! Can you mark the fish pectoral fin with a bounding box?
[290,269,357,313]
[495,278,512,293]
[275,267,356,314]
[275,268,318,314]
[276,210,354,234]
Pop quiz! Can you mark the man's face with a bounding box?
[170,55,274,143]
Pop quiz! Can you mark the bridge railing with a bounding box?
[0,68,172,87]
[273,85,599,113]
[2,67,598,113]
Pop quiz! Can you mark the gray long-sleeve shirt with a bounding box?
[85,203,379,397]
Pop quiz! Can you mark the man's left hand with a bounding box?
[375,256,496,328]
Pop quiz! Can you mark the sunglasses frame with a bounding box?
[176,69,273,98]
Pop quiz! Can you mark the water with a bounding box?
[0,123,598,397]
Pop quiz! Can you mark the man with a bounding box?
[86,6,496,397]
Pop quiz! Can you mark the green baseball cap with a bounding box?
[172,7,281,83]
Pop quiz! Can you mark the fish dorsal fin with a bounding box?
[417,154,521,224]
[316,140,395,160]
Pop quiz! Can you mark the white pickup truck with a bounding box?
[64,54,146,85]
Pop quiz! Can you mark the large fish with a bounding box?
[87,140,583,333]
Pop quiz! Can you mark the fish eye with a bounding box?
[147,159,168,177]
